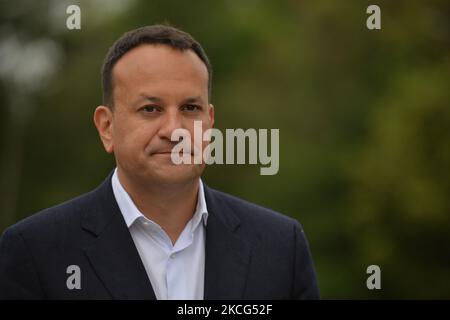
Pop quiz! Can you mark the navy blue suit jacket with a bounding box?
[0,174,319,299]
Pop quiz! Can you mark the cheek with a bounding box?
[113,119,153,152]
[198,121,213,152]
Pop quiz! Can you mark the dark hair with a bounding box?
[101,24,212,108]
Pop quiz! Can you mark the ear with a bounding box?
[208,103,215,128]
[93,105,114,153]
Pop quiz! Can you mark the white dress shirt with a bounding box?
[111,169,208,300]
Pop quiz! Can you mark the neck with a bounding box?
[117,170,200,245]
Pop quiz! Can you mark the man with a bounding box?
[0,25,319,299]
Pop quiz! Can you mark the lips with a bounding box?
[152,150,195,156]
[147,144,197,156]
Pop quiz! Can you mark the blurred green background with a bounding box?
[1,0,449,298]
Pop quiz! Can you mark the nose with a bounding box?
[157,108,184,142]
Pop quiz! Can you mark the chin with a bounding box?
[148,163,204,186]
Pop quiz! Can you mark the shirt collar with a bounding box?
[111,168,208,229]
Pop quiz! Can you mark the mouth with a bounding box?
[151,151,173,156]
[151,150,195,156]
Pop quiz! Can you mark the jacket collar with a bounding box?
[81,172,156,299]
[81,172,252,299]
[203,186,252,299]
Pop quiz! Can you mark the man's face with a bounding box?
[94,44,214,187]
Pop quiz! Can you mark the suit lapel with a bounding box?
[80,175,252,299]
[203,186,252,299]
[81,174,156,299]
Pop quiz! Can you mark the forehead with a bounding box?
[112,44,208,98]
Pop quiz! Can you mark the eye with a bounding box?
[182,104,202,112]
[140,105,160,113]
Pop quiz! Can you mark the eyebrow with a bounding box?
[182,96,204,104]
[136,95,205,105]
[138,95,163,104]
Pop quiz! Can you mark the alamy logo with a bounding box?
[66,265,81,290]
[366,265,381,290]
[170,121,279,175]
[366,5,381,30]
[66,5,81,30]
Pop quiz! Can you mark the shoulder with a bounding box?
[204,185,303,237]
[205,185,320,299]
[1,187,99,244]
